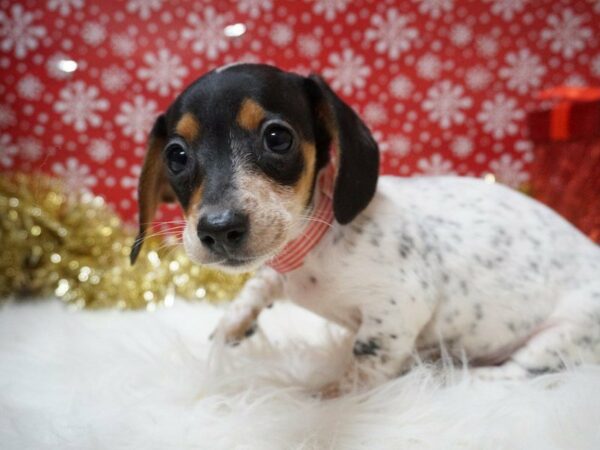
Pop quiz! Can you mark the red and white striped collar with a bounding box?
[266,163,335,274]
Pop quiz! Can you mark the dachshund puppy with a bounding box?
[132,64,600,393]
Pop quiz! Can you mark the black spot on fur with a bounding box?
[350,224,364,235]
[399,234,414,258]
[576,335,593,347]
[353,339,380,357]
[244,322,257,338]
[474,303,483,320]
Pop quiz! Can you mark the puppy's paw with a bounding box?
[210,304,259,346]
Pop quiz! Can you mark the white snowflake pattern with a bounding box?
[390,75,414,99]
[312,0,350,21]
[121,164,141,192]
[46,53,73,79]
[0,134,18,168]
[82,22,106,47]
[111,34,137,58]
[0,103,16,128]
[126,0,163,20]
[18,137,42,161]
[515,139,534,163]
[476,35,498,57]
[292,65,311,76]
[233,53,261,65]
[54,81,109,132]
[322,49,371,96]
[52,158,97,191]
[363,102,387,126]
[271,24,294,47]
[365,9,418,60]
[115,96,158,143]
[422,80,473,129]
[386,135,411,156]
[477,93,524,139]
[541,9,592,59]
[563,73,587,87]
[17,74,44,100]
[101,66,131,92]
[0,4,46,59]
[297,34,321,58]
[465,66,493,91]
[417,53,442,80]
[137,49,188,96]
[414,0,454,19]
[489,154,529,188]
[451,136,473,158]
[237,0,272,18]
[487,0,527,21]
[592,54,600,77]
[181,8,230,60]
[87,139,113,163]
[450,24,472,47]
[47,0,84,16]
[499,49,546,94]
[417,153,455,175]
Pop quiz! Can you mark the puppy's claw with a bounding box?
[243,322,258,338]
[317,381,342,399]
[210,307,259,347]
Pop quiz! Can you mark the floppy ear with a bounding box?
[130,114,175,264]
[305,75,379,224]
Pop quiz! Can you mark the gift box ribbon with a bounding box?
[528,86,600,142]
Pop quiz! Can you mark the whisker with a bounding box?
[152,220,187,226]
[142,227,187,240]
[158,241,183,255]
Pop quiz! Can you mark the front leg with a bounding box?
[211,267,283,345]
[323,297,433,396]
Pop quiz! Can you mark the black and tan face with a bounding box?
[131,64,379,273]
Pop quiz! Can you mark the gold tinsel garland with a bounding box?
[0,173,249,309]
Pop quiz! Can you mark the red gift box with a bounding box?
[527,87,600,243]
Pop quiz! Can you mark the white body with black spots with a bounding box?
[219,176,600,388]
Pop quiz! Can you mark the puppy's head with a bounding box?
[130,64,379,272]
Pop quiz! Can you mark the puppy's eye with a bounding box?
[263,125,293,153]
[165,143,188,174]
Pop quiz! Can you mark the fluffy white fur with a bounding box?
[1,298,600,450]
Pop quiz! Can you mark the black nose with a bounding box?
[197,209,248,252]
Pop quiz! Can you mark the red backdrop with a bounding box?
[1,0,599,225]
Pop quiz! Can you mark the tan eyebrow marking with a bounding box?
[236,98,266,131]
[175,113,201,142]
[185,184,204,217]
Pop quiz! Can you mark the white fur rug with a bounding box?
[1,299,600,450]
